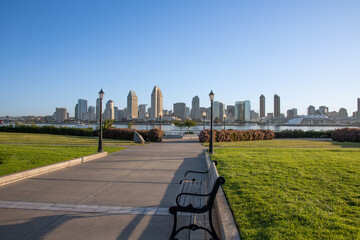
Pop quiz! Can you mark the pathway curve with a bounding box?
[0,139,208,240]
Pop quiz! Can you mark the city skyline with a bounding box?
[1,1,360,116]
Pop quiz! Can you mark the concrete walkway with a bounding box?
[0,139,209,240]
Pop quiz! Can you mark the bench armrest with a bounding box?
[175,192,210,207]
[183,170,208,181]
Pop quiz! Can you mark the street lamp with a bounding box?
[209,90,215,154]
[145,113,149,130]
[159,112,163,130]
[223,113,227,130]
[202,111,206,131]
[98,89,104,152]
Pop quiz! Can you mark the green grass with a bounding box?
[0,144,125,176]
[211,142,360,239]
[0,132,135,146]
[0,132,128,176]
[204,139,360,148]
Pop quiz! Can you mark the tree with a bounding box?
[173,120,186,135]
[184,119,197,134]
[103,119,115,130]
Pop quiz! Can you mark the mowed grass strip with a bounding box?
[0,144,125,176]
[211,145,360,239]
[0,132,135,146]
[204,139,360,148]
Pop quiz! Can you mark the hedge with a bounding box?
[0,125,94,136]
[0,125,164,142]
[331,128,360,142]
[94,128,164,142]
[274,129,333,138]
[199,129,274,143]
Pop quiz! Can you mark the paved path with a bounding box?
[0,139,208,240]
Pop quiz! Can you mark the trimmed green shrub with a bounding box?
[0,125,94,136]
[274,129,333,138]
[94,128,164,142]
[331,128,360,142]
[199,129,274,143]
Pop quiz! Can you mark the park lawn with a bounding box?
[211,143,360,239]
[0,132,135,146]
[0,144,125,176]
[204,139,360,148]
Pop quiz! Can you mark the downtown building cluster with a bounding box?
[47,93,360,125]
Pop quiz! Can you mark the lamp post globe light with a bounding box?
[223,113,227,131]
[98,89,104,152]
[209,90,215,154]
[145,113,149,130]
[159,112,163,130]
[202,111,206,131]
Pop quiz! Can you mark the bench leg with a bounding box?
[208,207,220,240]
[169,207,178,240]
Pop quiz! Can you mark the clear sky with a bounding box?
[1,0,359,117]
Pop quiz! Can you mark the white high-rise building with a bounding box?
[104,100,115,120]
[77,99,87,121]
[213,101,225,120]
[151,86,163,119]
[127,90,138,119]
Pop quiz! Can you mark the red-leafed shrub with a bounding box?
[94,128,164,142]
[199,129,274,143]
[331,128,360,142]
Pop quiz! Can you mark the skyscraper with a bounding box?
[235,101,245,123]
[151,86,163,119]
[77,99,88,121]
[260,95,265,118]
[191,96,200,120]
[173,102,186,120]
[127,90,138,119]
[274,94,280,118]
[213,101,225,120]
[244,100,251,122]
[138,104,147,119]
[104,100,114,120]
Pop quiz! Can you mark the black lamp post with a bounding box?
[145,113,149,130]
[209,90,214,154]
[202,111,206,131]
[223,113,226,130]
[98,89,104,152]
[159,112,163,130]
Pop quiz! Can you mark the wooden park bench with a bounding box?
[169,160,225,240]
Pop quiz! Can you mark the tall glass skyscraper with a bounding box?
[151,86,163,120]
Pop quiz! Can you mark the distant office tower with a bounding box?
[235,101,245,123]
[78,99,88,121]
[260,95,265,118]
[339,108,348,117]
[173,102,186,120]
[75,104,79,121]
[191,96,200,120]
[138,104,147,119]
[308,105,316,115]
[358,98,360,119]
[127,90,138,119]
[250,110,259,120]
[88,106,95,113]
[114,107,119,121]
[287,108,298,119]
[226,105,235,121]
[213,101,225,120]
[151,86,163,119]
[318,106,329,116]
[104,100,115,120]
[96,98,101,121]
[186,107,190,119]
[244,100,251,122]
[274,94,280,118]
[55,108,67,122]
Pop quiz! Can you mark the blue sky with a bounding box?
[1,0,359,116]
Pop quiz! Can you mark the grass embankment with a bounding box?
[0,132,128,176]
[210,140,360,239]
